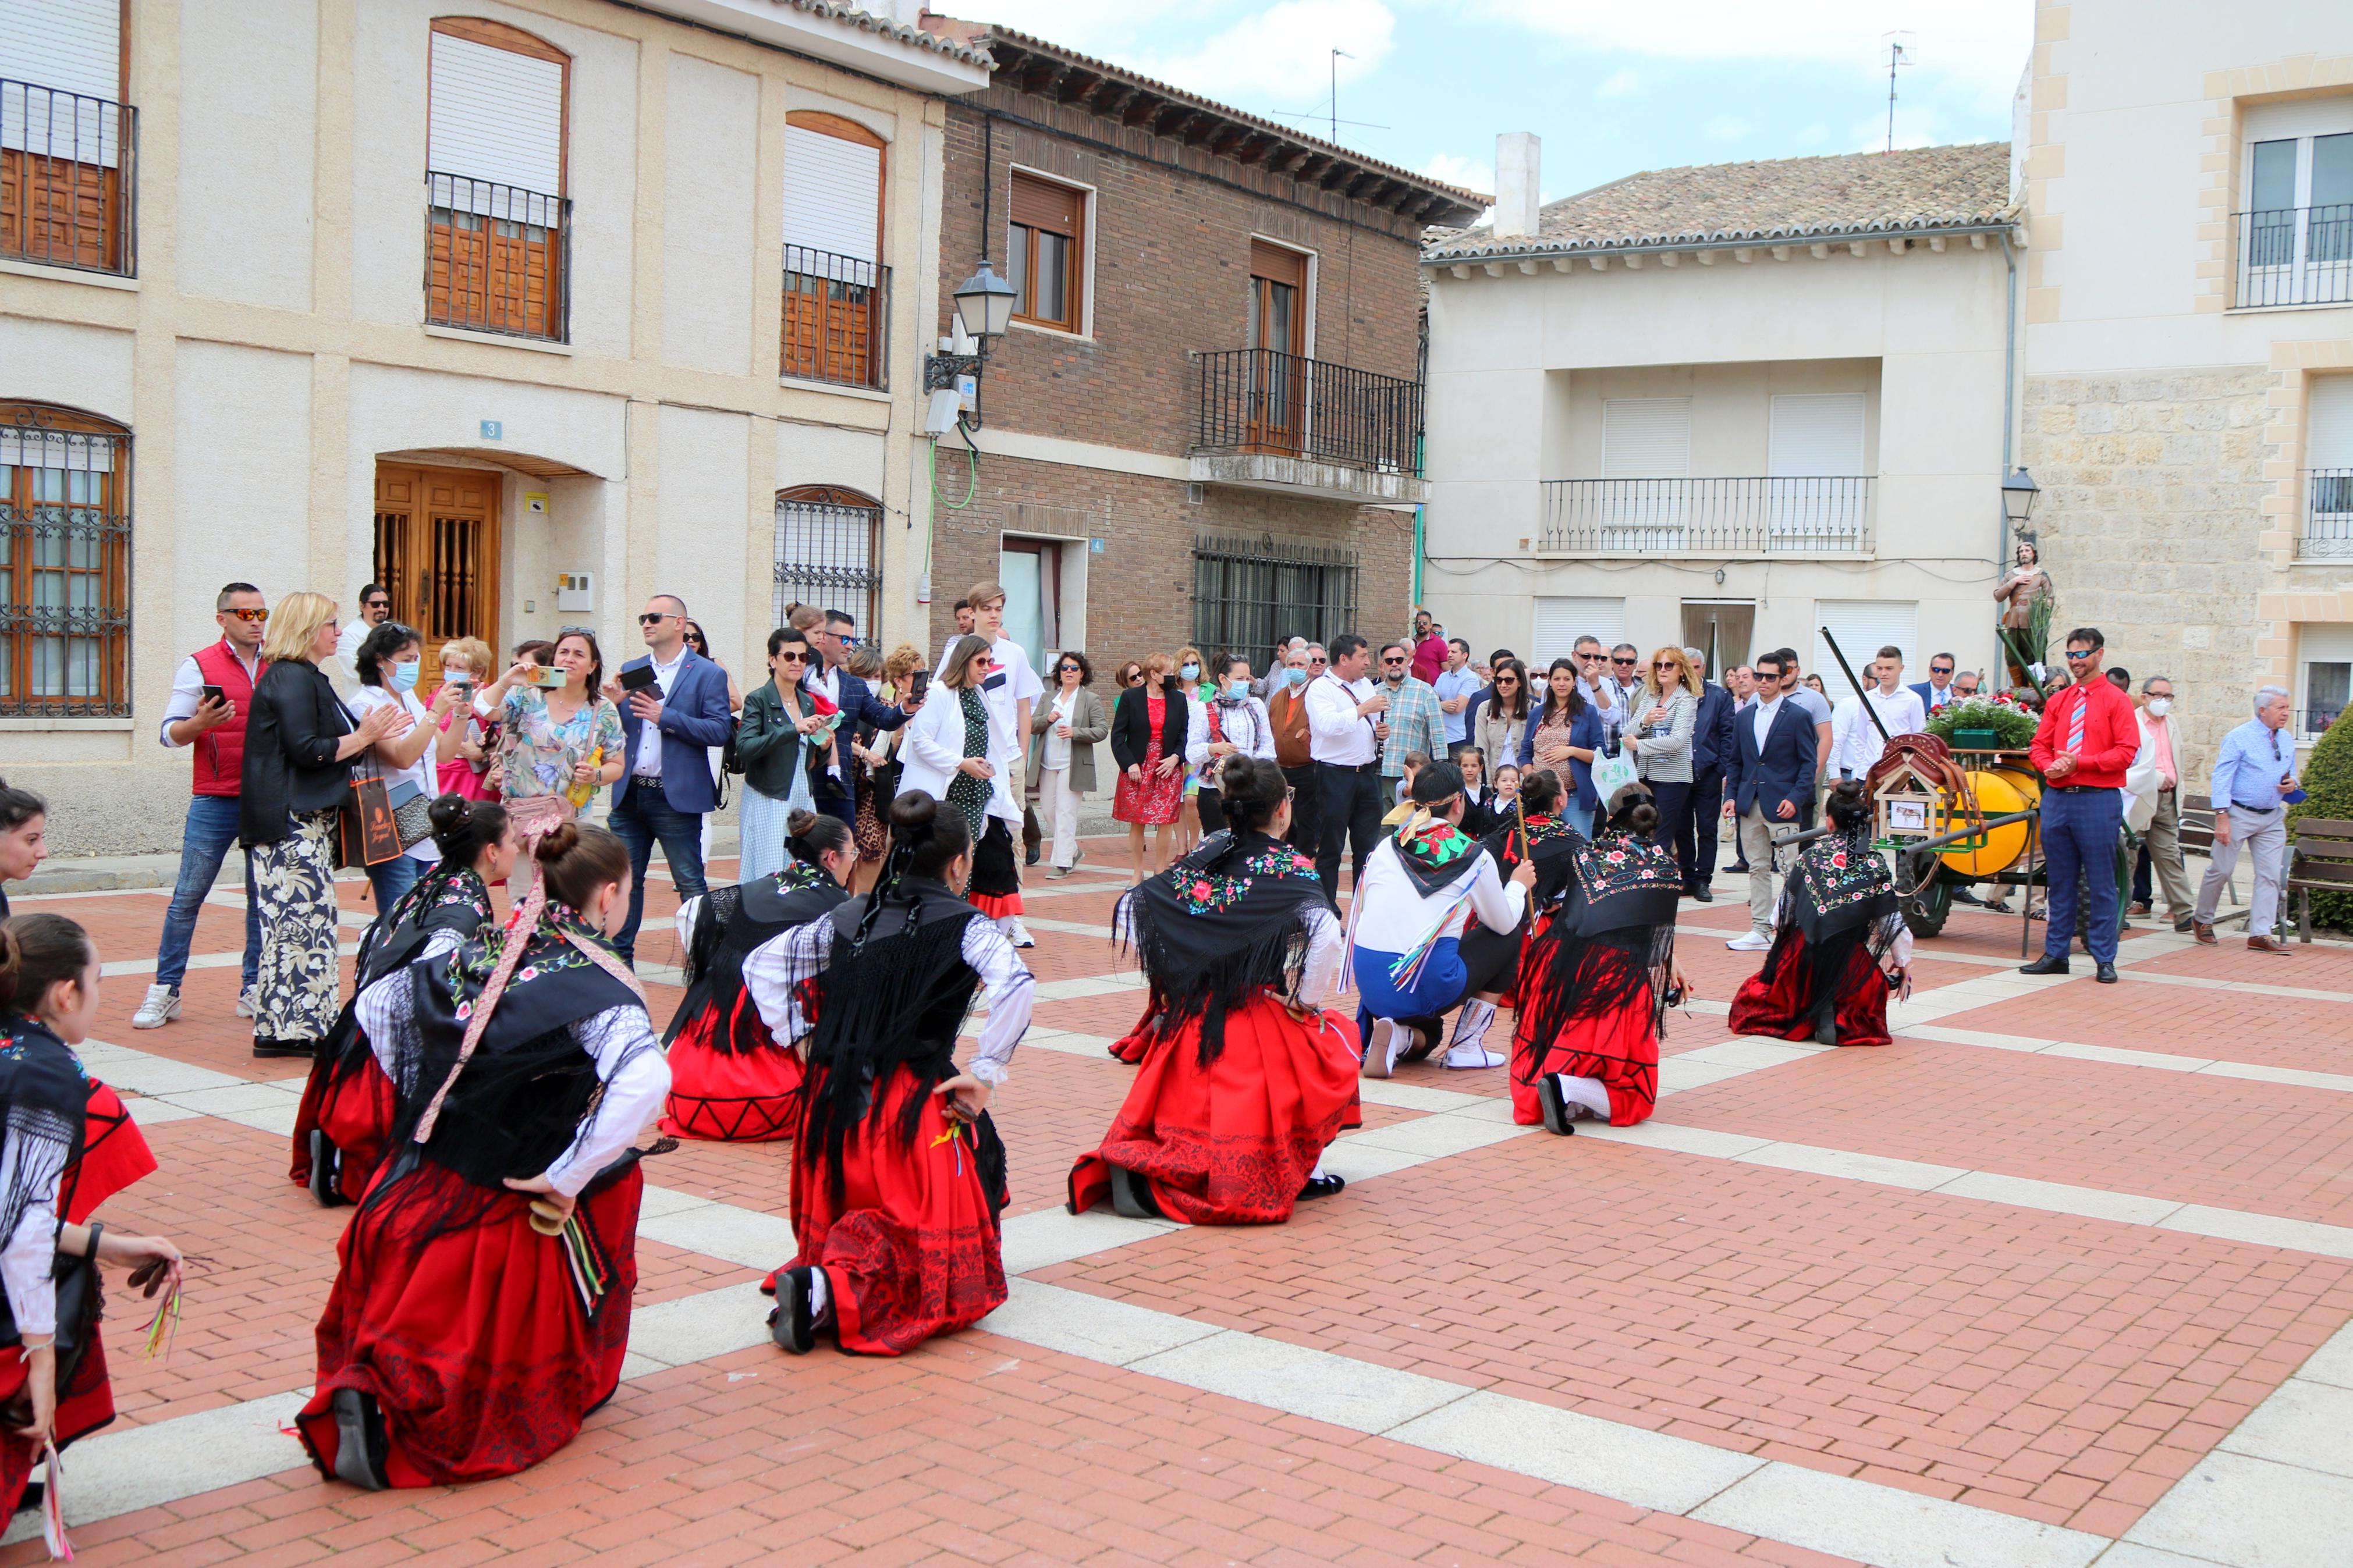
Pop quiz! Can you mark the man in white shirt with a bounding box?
[934,581,1044,945]
[1305,632,1387,902]
[1828,645,1928,780]
[1573,636,1627,745]
[1432,638,1482,749]
[332,582,392,692]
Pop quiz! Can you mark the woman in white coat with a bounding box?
[1183,653,1276,837]
[897,635,1030,941]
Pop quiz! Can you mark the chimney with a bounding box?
[1494,132,1540,238]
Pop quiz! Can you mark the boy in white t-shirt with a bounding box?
[932,582,1045,946]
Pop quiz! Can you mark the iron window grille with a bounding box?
[2233,204,2353,308]
[424,172,571,342]
[2303,469,2353,560]
[1193,349,1422,475]
[1,77,136,277]
[1191,533,1358,675]
[1,407,132,717]
[782,245,889,390]
[1541,477,1876,555]
[774,490,884,647]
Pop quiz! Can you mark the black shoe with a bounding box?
[1297,1174,1346,1201]
[2018,954,2071,976]
[1950,887,1985,906]
[769,1267,817,1354]
[1811,1015,1838,1046]
[1108,1164,1163,1220]
[1692,887,1714,904]
[1025,844,1041,867]
[1726,862,1749,875]
[253,1036,313,1059]
[329,1388,390,1491]
[2174,912,2198,933]
[308,1130,345,1208]
[2095,962,2118,984]
[1535,1075,1577,1136]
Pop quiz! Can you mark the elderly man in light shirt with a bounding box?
[2194,685,2302,953]
[2130,675,2196,930]
[1827,645,1927,780]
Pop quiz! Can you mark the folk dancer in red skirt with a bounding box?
[746,795,1035,1356]
[0,915,180,1527]
[1729,779,1912,1047]
[293,796,514,1204]
[1513,785,1690,1133]
[659,810,856,1141]
[1070,756,1358,1224]
[907,634,1034,947]
[1438,767,1583,1067]
[297,823,669,1489]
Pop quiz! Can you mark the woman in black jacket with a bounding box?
[242,592,403,1059]
[1108,654,1190,884]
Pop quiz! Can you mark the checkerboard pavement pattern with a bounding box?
[7,837,2352,1566]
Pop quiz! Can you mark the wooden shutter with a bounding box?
[784,115,882,267]
[1812,600,1918,701]
[428,28,565,204]
[1602,398,1690,477]
[1532,596,1624,667]
[1011,172,1080,236]
[1250,239,1307,288]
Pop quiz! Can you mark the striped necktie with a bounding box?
[2066,689,2085,753]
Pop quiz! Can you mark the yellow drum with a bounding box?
[1936,765,2043,878]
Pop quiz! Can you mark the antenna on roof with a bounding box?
[1331,48,1353,145]
[1882,33,1915,154]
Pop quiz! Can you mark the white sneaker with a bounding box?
[1003,916,1037,950]
[1361,1018,1400,1078]
[1442,1044,1506,1069]
[131,984,180,1030]
[1726,930,1772,952]
[235,984,257,1019]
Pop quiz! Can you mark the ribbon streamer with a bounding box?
[41,1439,70,1560]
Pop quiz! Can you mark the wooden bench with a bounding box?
[2290,816,2353,943]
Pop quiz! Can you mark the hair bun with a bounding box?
[1628,802,1660,834]
[888,793,938,838]
[428,794,472,836]
[1218,753,1255,797]
[536,820,582,863]
[786,808,820,839]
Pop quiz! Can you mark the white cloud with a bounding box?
[1465,0,2033,109]
[1129,0,1398,111]
[1421,151,1494,193]
[1849,104,1943,153]
[1596,67,1640,98]
[1703,115,1753,142]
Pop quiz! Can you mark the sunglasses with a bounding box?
[1381,656,1408,666]
[558,625,595,638]
[1309,656,1328,665]
[223,607,269,623]
[2064,648,2098,660]
[638,612,675,626]
[1613,657,1637,666]
[364,600,389,612]
[1495,675,1518,684]
[1058,664,1082,674]
[1126,672,1145,684]
[1652,662,1676,671]
[776,650,808,663]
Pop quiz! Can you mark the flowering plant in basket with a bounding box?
[1925,696,2039,750]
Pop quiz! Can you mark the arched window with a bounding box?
[782,112,888,388]
[425,18,570,340]
[0,401,130,716]
[774,485,883,641]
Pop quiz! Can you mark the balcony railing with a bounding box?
[1193,348,1421,475]
[1,79,135,276]
[2233,204,2353,309]
[425,172,569,342]
[781,244,888,390]
[1541,477,1875,554]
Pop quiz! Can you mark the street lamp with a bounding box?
[925,261,1020,432]
[2000,466,2040,527]
[953,261,1017,342]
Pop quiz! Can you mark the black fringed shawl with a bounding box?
[1757,823,1901,1011]
[1480,812,1584,915]
[665,861,849,1054]
[798,878,987,1203]
[321,865,495,1091]
[1118,830,1326,1067]
[0,1014,88,1254]
[1517,826,1684,1045]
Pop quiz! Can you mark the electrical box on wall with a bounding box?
[524,492,549,517]
[556,573,594,613]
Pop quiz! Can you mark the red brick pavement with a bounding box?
[1932,975,2353,1075]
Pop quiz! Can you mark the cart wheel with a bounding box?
[1903,863,1952,938]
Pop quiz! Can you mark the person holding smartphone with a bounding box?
[477,633,625,889]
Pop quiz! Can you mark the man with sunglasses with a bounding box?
[609,593,737,964]
[331,582,393,692]
[1375,642,1446,803]
[1911,652,1960,714]
[805,609,911,833]
[136,581,272,1029]
[2021,627,2141,982]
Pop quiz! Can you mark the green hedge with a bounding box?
[2287,716,2353,931]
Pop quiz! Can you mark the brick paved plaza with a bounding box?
[6,842,2351,1568]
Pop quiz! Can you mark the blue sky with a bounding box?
[970,0,2035,212]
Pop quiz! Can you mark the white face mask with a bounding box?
[2146,698,2171,717]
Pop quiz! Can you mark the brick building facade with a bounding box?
[918,20,1482,678]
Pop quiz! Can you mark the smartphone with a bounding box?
[617,664,659,694]
[526,665,567,689]
[200,683,226,707]
[908,669,930,704]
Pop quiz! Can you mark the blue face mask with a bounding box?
[389,660,421,693]
[1226,679,1250,700]
[1282,667,1307,687]
[1180,663,1201,681]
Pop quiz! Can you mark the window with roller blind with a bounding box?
[2305,375,2353,559]
[2298,624,2352,740]
[782,112,888,389]
[0,0,135,276]
[424,19,569,342]
[1598,397,1691,549]
[1767,392,1868,549]
[1008,171,1085,333]
[0,401,131,717]
[1811,601,1917,701]
[1532,596,1625,668]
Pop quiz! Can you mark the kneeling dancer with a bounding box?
[661,810,856,1141]
[1513,785,1687,1132]
[1442,768,1582,1068]
[1729,778,1912,1047]
[747,795,1035,1356]
[297,824,669,1489]
[293,795,513,1204]
[1070,756,1358,1223]
[1352,762,1535,1076]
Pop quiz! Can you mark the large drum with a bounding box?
[1939,764,2043,877]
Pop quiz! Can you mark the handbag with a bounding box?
[386,778,434,850]
[1590,742,1641,804]
[341,758,403,867]
[0,1222,102,1428]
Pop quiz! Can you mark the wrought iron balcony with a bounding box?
[1,78,136,276]
[2304,469,2353,559]
[425,172,570,342]
[1190,348,1426,504]
[1541,477,1875,555]
[782,244,889,390]
[2233,204,2353,309]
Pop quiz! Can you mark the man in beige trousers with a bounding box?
[2132,675,2196,930]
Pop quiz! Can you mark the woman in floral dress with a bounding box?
[478,631,625,888]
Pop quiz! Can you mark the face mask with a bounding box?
[1180,663,1200,681]
[1282,667,1306,687]
[389,660,420,693]
[2146,698,2171,717]
[1226,680,1250,700]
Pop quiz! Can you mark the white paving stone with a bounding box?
[1933,1171,2188,1228]
[979,1278,1223,1365]
[635,1202,796,1271]
[624,1281,777,1370]
[0,1388,311,1542]
[2216,1379,2353,1479]
[1729,1140,1968,1192]
[1694,1461,2109,1568]
[2124,1451,2353,1568]
[1126,1327,1474,1435]
[1339,1111,1531,1160]
[1390,1389,1762,1514]
[2297,1321,2353,1391]
[2160,1204,2353,1261]
[999,1207,1176,1274]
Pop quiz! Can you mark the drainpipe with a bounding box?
[1997,226,2020,573]
[1412,432,1425,607]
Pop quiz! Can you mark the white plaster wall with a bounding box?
[177,0,317,311]
[347,0,638,354]
[775,421,886,495]
[0,320,133,422]
[661,54,759,375]
[504,472,624,654]
[345,362,627,481]
[173,343,315,653]
[655,404,752,669]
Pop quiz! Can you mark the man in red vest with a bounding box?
[133,582,269,1029]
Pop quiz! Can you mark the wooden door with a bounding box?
[373,463,501,689]
[1245,241,1308,453]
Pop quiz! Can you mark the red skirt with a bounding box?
[1108,1000,1156,1064]
[1509,948,1659,1128]
[73,1080,157,1221]
[659,995,802,1142]
[1069,995,1361,1224]
[296,1160,641,1486]
[290,1054,398,1202]
[770,1068,1006,1356]
[1728,929,1893,1048]
[1112,727,1183,826]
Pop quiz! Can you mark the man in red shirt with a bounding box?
[1409,609,1448,685]
[2022,627,2141,982]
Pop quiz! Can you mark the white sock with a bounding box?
[1557,1073,1613,1120]
[1308,1154,1330,1181]
[807,1267,831,1320]
[1449,1000,1497,1053]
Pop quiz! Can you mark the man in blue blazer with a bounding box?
[1685,647,1738,903]
[608,593,736,962]
[1724,649,1818,951]
[805,608,913,830]
[1909,652,1959,716]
